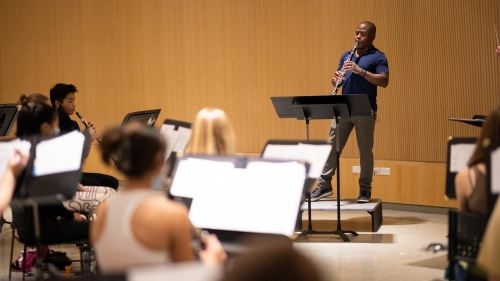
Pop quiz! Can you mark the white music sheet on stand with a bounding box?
[0,139,31,179]
[128,262,222,281]
[263,143,331,178]
[33,131,84,176]
[189,161,306,237]
[170,159,236,198]
[491,147,500,194]
[173,126,192,152]
[160,124,179,160]
[159,124,192,160]
[449,143,475,172]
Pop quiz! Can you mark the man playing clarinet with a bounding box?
[310,21,389,203]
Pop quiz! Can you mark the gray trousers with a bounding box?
[318,114,376,192]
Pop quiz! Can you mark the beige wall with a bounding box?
[1,0,499,206]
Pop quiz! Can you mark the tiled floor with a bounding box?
[0,207,449,281]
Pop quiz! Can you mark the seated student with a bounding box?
[186,107,236,155]
[477,200,500,281]
[14,101,89,244]
[222,237,324,281]
[17,94,116,214]
[455,106,500,214]
[49,83,119,190]
[90,123,226,273]
[0,150,29,214]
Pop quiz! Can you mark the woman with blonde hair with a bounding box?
[186,108,235,155]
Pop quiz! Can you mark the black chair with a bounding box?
[8,198,91,281]
[447,209,489,280]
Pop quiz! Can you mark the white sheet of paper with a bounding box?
[189,161,306,236]
[449,144,475,172]
[262,145,295,159]
[159,124,179,160]
[491,147,500,194]
[170,159,235,198]
[262,143,331,178]
[0,139,31,179]
[172,126,192,152]
[127,263,222,281]
[33,131,84,176]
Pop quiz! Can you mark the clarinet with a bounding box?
[332,42,358,95]
[75,112,118,166]
[75,112,102,142]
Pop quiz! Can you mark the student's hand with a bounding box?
[78,183,90,192]
[8,149,29,177]
[87,121,101,142]
[496,46,500,57]
[199,234,227,266]
[73,213,87,221]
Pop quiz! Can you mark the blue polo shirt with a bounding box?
[337,45,389,112]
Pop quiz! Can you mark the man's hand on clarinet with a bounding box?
[342,61,362,74]
[332,70,344,85]
[496,46,500,57]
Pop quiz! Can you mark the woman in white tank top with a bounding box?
[90,123,226,274]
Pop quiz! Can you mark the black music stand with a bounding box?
[170,155,308,252]
[0,104,19,137]
[121,109,161,127]
[444,137,476,199]
[449,115,486,127]
[271,95,372,242]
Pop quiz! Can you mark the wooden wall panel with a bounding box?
[1,0,499,162]
[0,0,499,206]
[337,158,455,208]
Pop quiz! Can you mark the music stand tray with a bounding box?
[449,118,484,127]
[121,109,161,127]
[0,104,20,137]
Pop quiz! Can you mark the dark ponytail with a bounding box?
[16,96,57,139]
[100,123,166,178]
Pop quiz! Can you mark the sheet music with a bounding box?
[159,124,192,160]
[173,126,192,152]
[128,263,222,281]
[170,158,235,198]
[159,124,179,160]
[189,161,306,236]
[263,143,331,178]
[0,139,31,179]
[33,131,84,176]
[449,143,475,172]
[491,147,500,194]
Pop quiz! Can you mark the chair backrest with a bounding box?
[448,209,489,280]
[9,199,36,246]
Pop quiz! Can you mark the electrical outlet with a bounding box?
[381,167,390,176]
[352,166,361,174]
[373,168,381,175]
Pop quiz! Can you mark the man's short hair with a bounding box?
[360,21,376,35]
[49,83,77,107]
